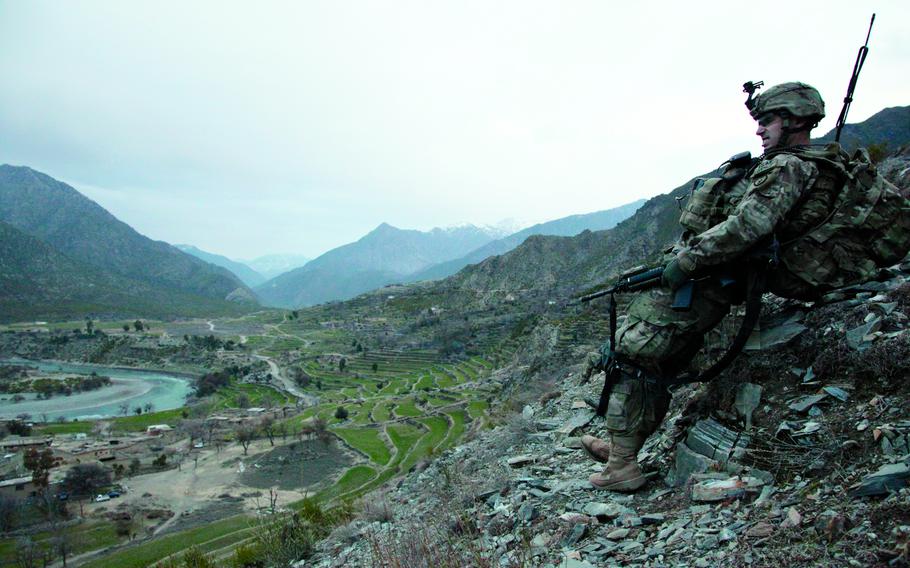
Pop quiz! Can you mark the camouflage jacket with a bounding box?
[674,144,848,281]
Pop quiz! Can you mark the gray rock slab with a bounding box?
[746,310,807,351]
[848,461,910,498]
[788,394,828,413]
[822,386,850,402]
[557,410,596,435]
[561,523,588,547]
[846,316,881,351]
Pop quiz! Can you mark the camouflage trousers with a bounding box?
[604,280,738,439]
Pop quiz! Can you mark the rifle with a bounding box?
[578,264,695,416]
[835,14,875,143]
[579,265,694,311]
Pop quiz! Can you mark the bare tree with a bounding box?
[128,458,141,478]
[260,416,277,447]
[236,425,256,455]
[180,419,206,443]
[15,536,47,568]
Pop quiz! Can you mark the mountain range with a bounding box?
[0,165,257,321]
[252,201,647,309]
[405,200,646,283]
[254,223,505,308]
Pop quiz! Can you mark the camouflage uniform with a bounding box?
[606,144,847,441]
[590,83,847,489]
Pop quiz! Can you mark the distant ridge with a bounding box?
[176,244,267,287]
[255,223,499,308]
[408,200,645,283]
[815,105,910,153]
[244,254,310,280]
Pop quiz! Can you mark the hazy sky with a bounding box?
[1,1,908,260]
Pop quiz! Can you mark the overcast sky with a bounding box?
[1,1,908,261]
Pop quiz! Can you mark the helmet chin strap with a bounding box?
[773,112,811,150]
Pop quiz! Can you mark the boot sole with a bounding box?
[590,476,647,492]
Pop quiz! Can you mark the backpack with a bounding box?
[780,146,910,291]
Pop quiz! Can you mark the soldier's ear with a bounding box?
[791,118,812,132]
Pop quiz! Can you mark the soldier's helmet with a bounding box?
[749,82,825,123]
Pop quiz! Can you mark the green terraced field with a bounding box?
[316,464,377,501]
[393,399,422,418]
[212,383,291,410]
[386,422,424,458]
[467,400,489,419]
[399,416,448,470]
[371,401,392,422]
[334,426,392,465]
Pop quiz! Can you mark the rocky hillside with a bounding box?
[816,105,910,154]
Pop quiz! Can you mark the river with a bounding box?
[0,358,194,421]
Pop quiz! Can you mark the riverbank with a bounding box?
[0,358,194,421]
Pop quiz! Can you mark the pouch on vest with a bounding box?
[781,148,910,290]
[679,178,727,234]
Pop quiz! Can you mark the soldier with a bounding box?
[582,82,851,491]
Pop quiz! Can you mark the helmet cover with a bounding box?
[749,82,825,121]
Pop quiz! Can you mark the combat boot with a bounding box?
[588,435,646,492]
[580,434,611,463]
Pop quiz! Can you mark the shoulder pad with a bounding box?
[728,151,752,168]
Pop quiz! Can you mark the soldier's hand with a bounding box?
[582,351,602,380]
[661,258,690,291]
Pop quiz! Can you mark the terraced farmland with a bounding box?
[290,349,499,504]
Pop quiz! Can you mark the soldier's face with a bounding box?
[756,113,784,151]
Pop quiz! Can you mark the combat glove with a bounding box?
[661,258,689,291]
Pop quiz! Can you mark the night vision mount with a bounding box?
[743,80,764,111]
